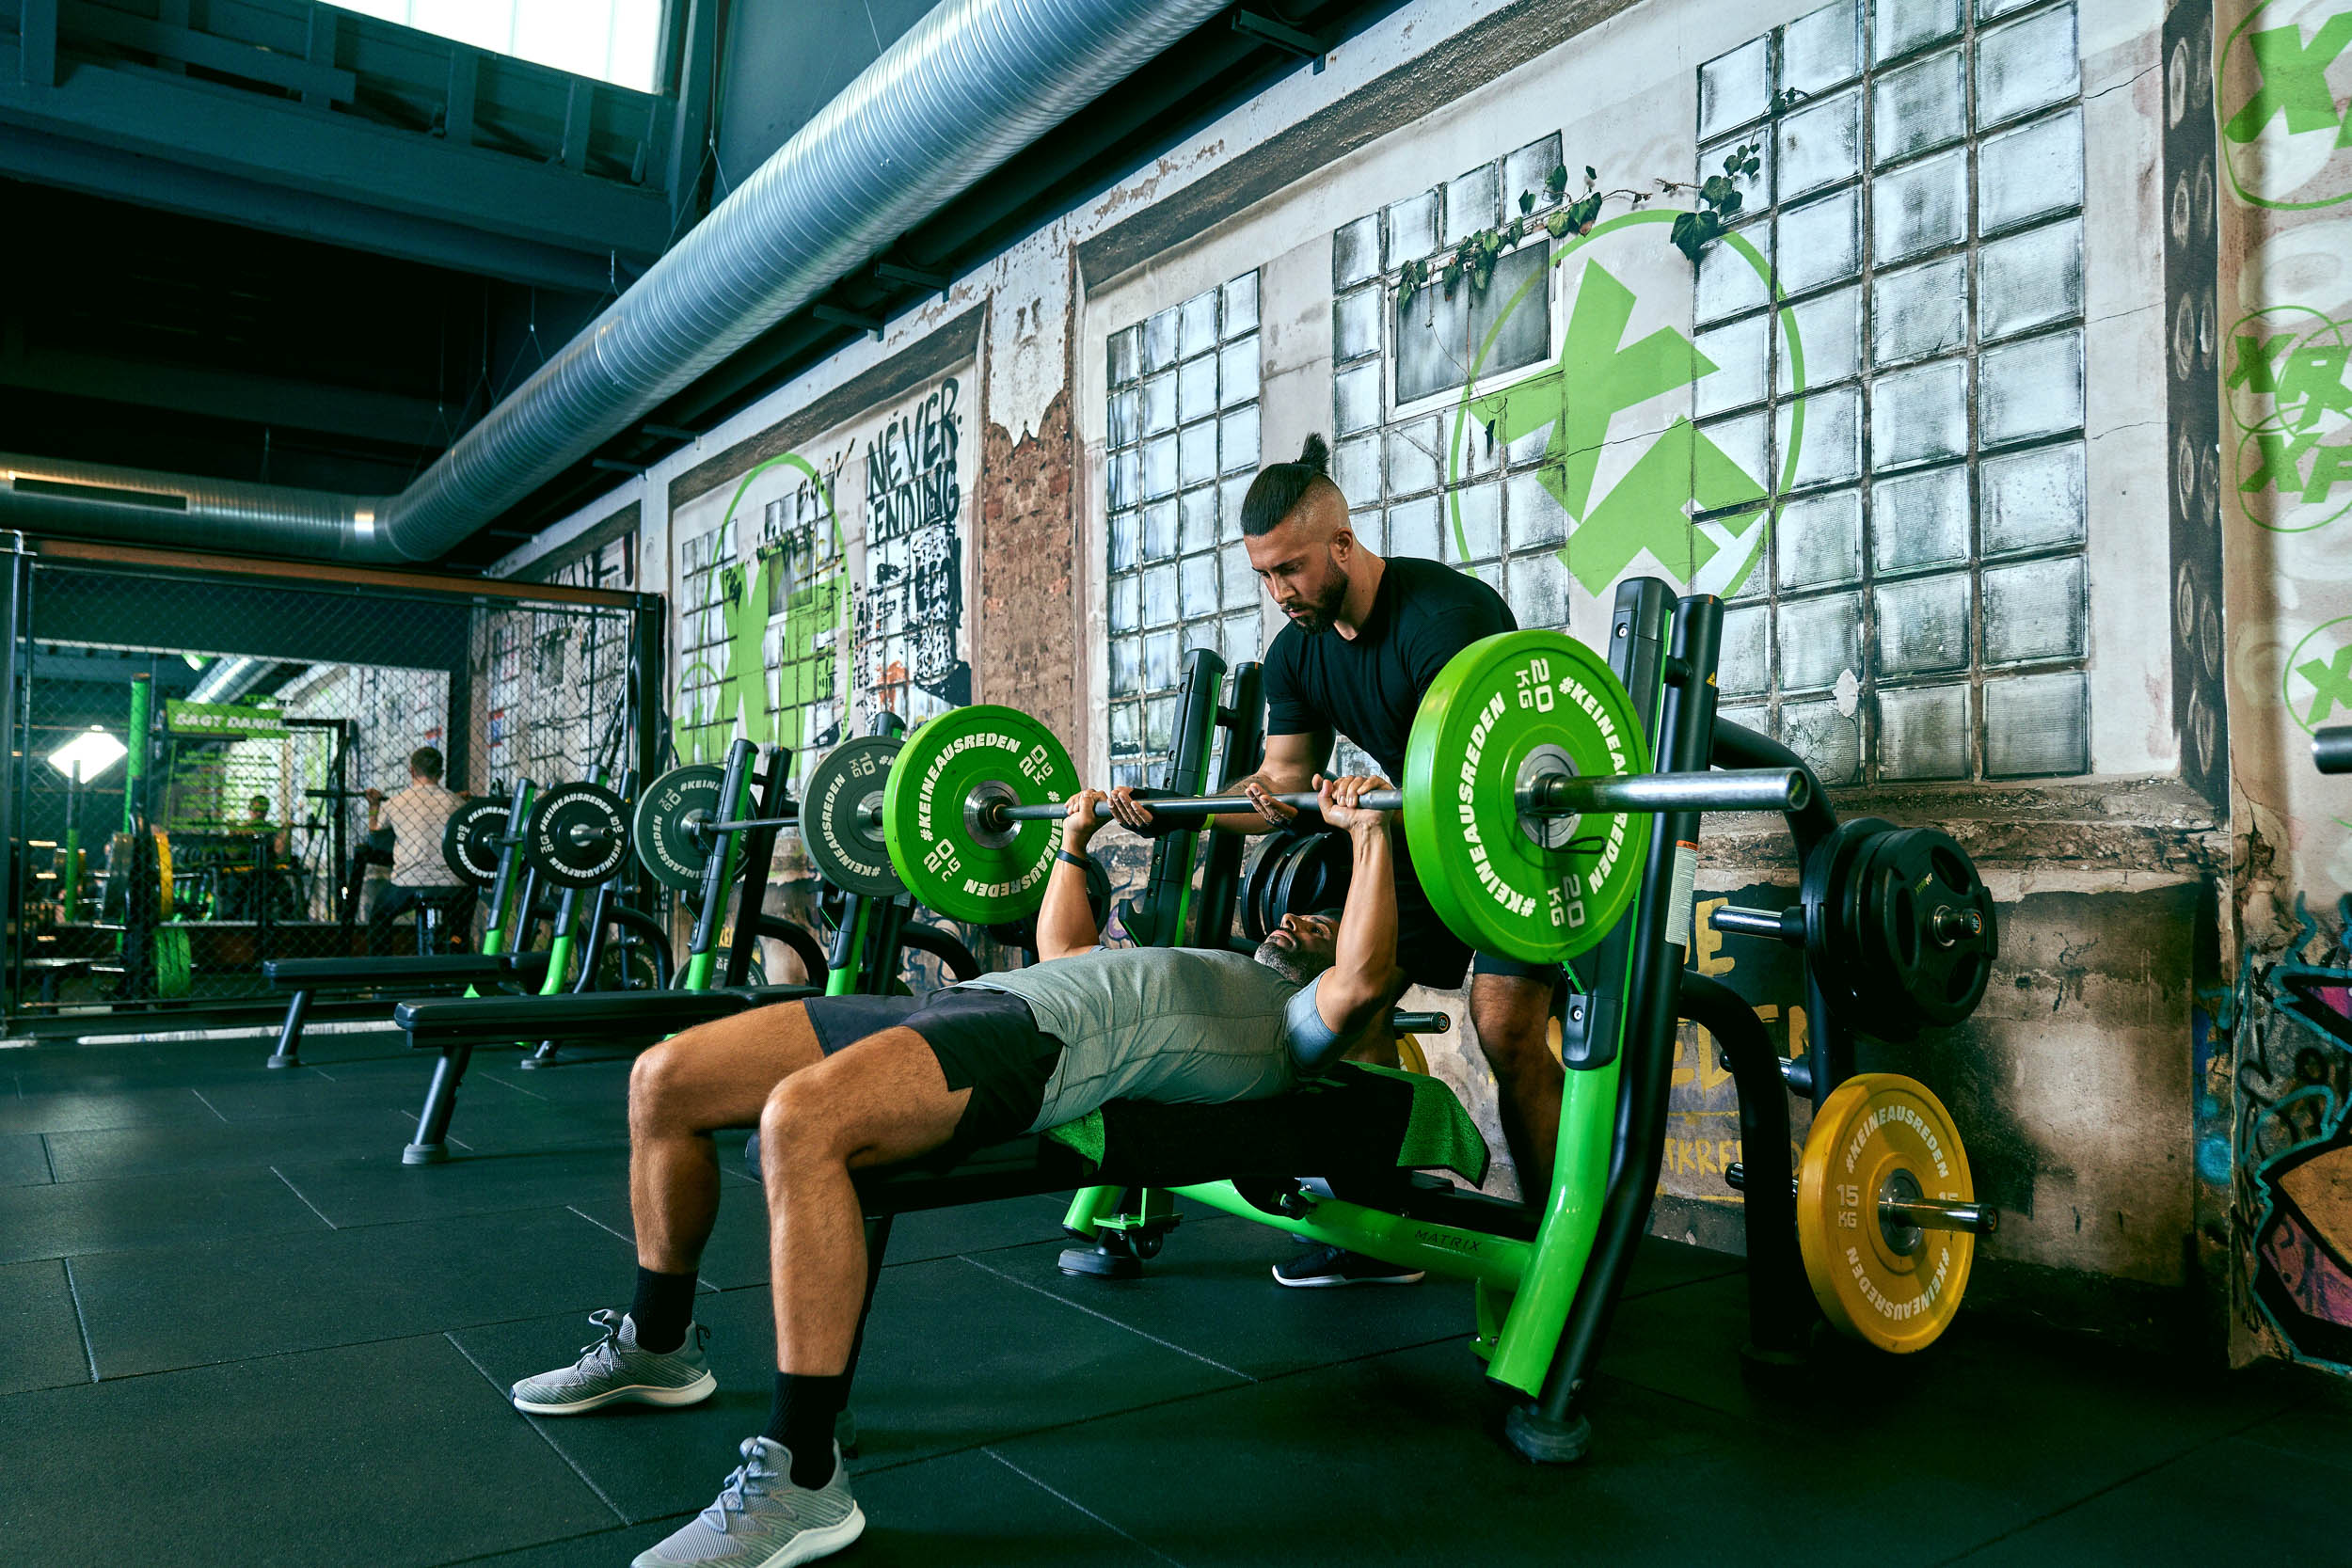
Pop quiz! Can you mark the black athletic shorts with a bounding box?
[800,989,1064,1157]
[1392,878,1561,990]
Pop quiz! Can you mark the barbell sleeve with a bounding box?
[2315,725,2352,776]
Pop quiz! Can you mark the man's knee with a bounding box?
[758,1071,855,1173]
[1469,976,1557,1069]
[629,1037,720,1130]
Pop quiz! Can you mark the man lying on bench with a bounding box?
[510,773,1403,1568]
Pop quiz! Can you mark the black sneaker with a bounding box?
[1272,1243,1425,1288]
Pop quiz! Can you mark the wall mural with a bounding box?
[2218,0,2352,1373]
[670,371,971,776]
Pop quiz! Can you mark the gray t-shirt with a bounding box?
[958,946,1333,1133]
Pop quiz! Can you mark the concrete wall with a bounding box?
[491,0,2297,1358]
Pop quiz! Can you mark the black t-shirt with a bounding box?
[1262,556,1517,780]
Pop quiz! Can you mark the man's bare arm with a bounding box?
[1034,789,1110,961]
[1311,776,1398,1037]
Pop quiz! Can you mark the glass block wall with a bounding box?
[675,514,735,758]
[1104,273,1266,787]
[1702,0,2090,783]
[1327,135,1577,776]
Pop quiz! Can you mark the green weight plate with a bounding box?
[883,705,1079,925]
[632,765,723,891]
[441,798,510,890]
[525,782,630,890]
[802,736,906,899]
[1401,629,1650,965]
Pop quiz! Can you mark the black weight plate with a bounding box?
[441,798,511,889]
[1294,832,1353,918]
[1851,826,1997,1035]
[802,735,904,898]
[1270,835,1317,930]
[525,782,630,890]
[1240,839,1282,942]
[633,765,723,891]
[1799,816,1895,1023]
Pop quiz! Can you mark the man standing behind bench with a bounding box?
[506,773,1405,1568]
[364,746,470,955]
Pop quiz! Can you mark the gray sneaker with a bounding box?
[511,1309,717,1416]
[633,1437,864,1568]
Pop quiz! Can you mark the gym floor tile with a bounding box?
[0,1164,327,1264]
[0,1334,615,1568]
[474,1060,640,1107]
[0,1085,223,1136]
[0,1259,93,1395]
[977,1212,1477,1380]
[1619,1231,1746,1297]
[1597,1270,2308,1533]
[450,1257,1248,1524]
[69,1205,635,1378]
[563,1187,1074,1293]
[433,1449,1166,1568]
[0,1131,53,1185]
[992,1338,1935,1567]
[1950,1437,2343,1565]
[181,1069,421,1121]
[41,1106,419,1180]
[2234,1379,2352,1475]
[273,1147,634,1228]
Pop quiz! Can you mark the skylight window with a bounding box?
[335,0,666,94]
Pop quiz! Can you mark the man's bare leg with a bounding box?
[628,1001,825,1275]
[1470,972,1562,1194]
[759,1026,970,1375]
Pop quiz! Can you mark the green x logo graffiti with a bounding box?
[2285,615,2352,731]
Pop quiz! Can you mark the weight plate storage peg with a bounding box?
[632,765,724,890]
[1400,629,1651,965]
[801,735,906,899]
[441,798,511,889]
[883,705,1081,926]
[524,782,630,890]
[1796,1072,1983,1354]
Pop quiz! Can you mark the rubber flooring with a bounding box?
[0,1028,2343,1566]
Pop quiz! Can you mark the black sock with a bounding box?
[628,1266,698,1353]
[764,1371,851,1488]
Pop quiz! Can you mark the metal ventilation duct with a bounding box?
[0,0,1225,564]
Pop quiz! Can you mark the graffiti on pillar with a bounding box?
[670,370,972,769]
[2219,2,2352,211]
[2228,897,2352,1370]
[2230,306,2352,533]
[674,451,852,771]
[853,376,970,726]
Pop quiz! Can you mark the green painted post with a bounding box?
[121,673,152,831]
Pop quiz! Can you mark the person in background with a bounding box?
[365,746,473,954]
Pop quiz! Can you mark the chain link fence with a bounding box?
[8,543,656,1021]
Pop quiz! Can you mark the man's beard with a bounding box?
[1283,571,1348,635]
[1253,934,1320,985]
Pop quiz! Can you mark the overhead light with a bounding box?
[182,653,208,670]
[47,726,127,783]
[354,510,376,536]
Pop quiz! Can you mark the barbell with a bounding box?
[637,630,1810,962]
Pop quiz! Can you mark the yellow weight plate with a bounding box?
[1796,1071,1976,1354]
[1395,1033,1429,1076]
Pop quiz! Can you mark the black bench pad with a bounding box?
[264,952,549,988]
[394,985,819,1049]
[815,1067,1492,1216]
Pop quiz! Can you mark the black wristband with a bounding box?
[1057,849,1093,872]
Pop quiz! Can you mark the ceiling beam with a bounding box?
[0,343,453,449]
